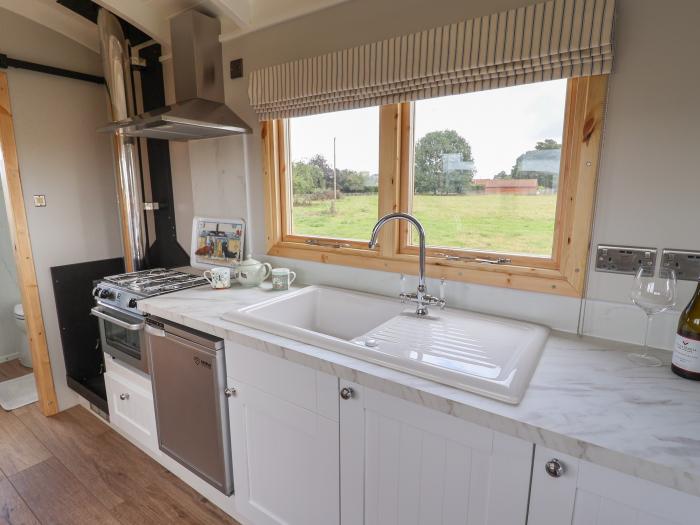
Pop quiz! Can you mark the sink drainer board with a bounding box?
[223,286,549,404]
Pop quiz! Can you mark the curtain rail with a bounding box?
[0,53,104,85]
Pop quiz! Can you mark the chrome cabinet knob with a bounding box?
[119,393,130,401]
[224,387,237,398]
[340,387,354,400]
[545,458,565,478]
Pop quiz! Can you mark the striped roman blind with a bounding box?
[249,0,615,120]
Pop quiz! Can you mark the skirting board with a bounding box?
[0,352,20,363]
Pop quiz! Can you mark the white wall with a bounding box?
[585,1,700,302]
[0,7,121,409]
[0,184,21,362]
[178,0,700,350]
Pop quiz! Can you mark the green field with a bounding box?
[291,193,558,255]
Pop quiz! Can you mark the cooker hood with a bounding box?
[99,10,251,141]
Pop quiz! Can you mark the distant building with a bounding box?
[442,153,476,173]
[472,178,539,195]
[517,148,561,174]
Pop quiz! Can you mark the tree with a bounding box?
[308,154,334,189]
[535,139,560,150]
[414,130,474,195]
[292,161,324,195]
[494,170,510,180]
[337,169,366,193]
[509,139,562,188]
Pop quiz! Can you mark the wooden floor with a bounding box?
[0,359,32,382]
[0,403,241,524]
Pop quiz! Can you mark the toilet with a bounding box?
[13,304,32,369]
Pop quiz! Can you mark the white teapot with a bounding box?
[233,257,272,287]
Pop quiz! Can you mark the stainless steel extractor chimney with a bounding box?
[98,9,147,272]
[99,10,251,141]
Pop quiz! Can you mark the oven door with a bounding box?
[91,304,148,374]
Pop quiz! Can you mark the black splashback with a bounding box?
[51,257,124,412]
[139,43,190,269]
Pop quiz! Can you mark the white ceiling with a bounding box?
[0,0,352,53]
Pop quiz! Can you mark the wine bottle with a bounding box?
[672,280,700,380]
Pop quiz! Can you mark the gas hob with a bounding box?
[93,268,208,315]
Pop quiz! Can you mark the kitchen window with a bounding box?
[263,75,608,297]
[406,80,566,258]
[286,106,380,243]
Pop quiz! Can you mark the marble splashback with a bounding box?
[139,284,700,498]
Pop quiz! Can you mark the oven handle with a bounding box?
[91,306,144,331]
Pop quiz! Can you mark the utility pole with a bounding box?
[331,136,337,215]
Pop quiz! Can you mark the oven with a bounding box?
[91,303,148,374]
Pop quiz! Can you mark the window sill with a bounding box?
[267,241,581,297]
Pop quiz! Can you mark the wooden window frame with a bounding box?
[263,75,608,297]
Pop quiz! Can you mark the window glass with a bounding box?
[411,79,567,257]
[288,107,380,241]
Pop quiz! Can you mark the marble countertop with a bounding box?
[139,283,700,498]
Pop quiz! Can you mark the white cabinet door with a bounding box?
[104,370,158,452]
[340,381,532,525]
[529,446,700,525]
[228,379,339,525]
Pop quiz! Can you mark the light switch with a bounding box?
[33,195,46,207]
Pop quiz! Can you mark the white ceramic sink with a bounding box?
[222,285,549,404]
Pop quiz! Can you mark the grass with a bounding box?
[291,193,558,256]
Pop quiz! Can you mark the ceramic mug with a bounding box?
[203,267,231,289]
[271,268,297,291]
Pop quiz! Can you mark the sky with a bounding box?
[289,79,567,179]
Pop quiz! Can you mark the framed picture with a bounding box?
[190,217,245,270]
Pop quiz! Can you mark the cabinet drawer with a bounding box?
[225,339,339,421]
[104,371,158,452]
[104,352,152,392]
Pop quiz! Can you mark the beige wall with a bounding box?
[0,7,120,409]
[179,0,699,347]
[0,7,101,76]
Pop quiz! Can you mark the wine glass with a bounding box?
[628,266,677,366]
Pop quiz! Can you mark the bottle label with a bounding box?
[673,335,700,373]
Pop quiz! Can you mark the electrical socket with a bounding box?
[595,245,656,276]
[660,249,700,282]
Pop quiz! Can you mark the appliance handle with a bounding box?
[91,306,144,331]
[145,324,166,337]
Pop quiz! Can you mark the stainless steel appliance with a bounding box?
[146,317,234,495]
[91,269,207,373]
[97,9,147,272]
[98,9,251,141]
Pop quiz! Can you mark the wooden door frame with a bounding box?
[0,71,59,416]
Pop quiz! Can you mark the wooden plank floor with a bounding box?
[0,404,241,525]
[0,359,32,382]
